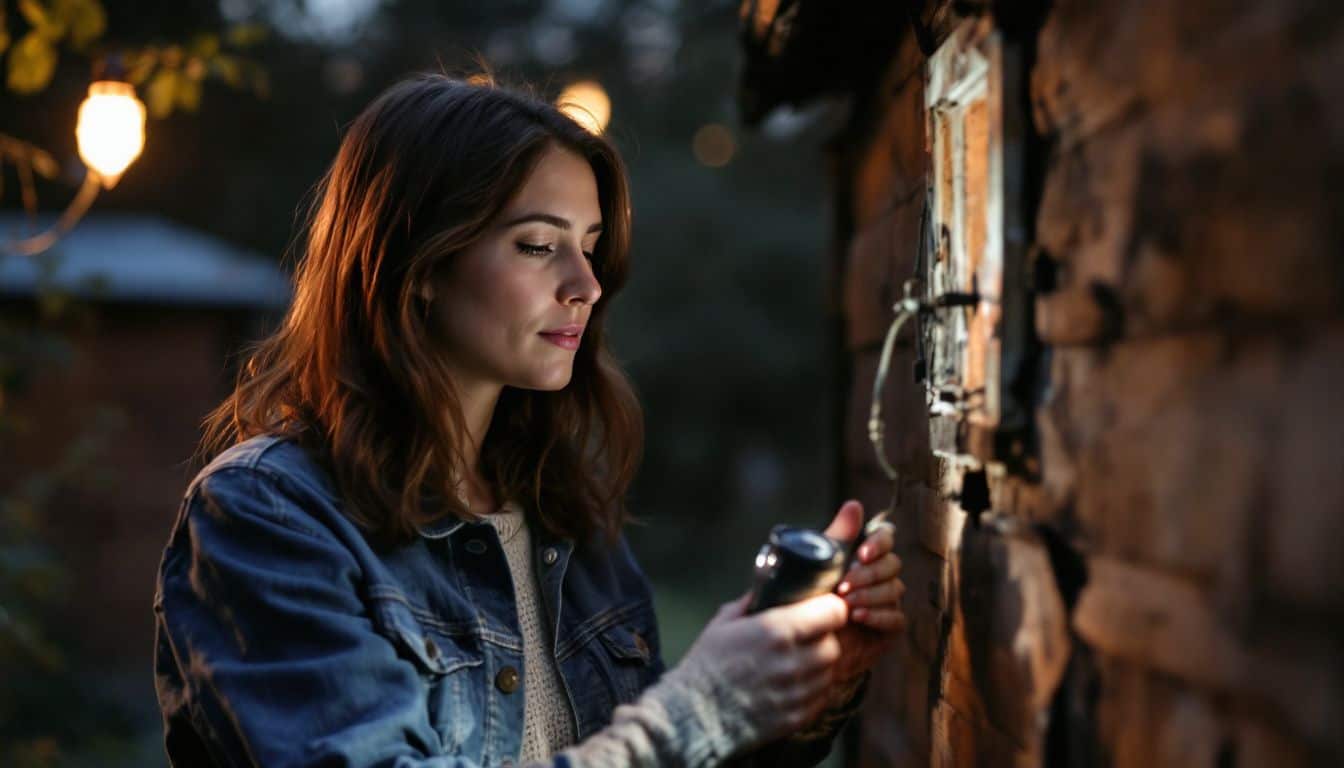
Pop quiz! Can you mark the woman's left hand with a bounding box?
[822,500,906,687]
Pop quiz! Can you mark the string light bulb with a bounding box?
[76,80,146,188]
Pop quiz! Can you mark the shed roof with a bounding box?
[0,213,291,309]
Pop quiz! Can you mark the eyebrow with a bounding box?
[501,212,604,234]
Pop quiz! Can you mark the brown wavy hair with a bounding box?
[197,72,643,548]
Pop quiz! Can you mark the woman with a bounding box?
[153,72,907,767]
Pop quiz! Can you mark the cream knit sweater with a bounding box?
[483,501,579,762]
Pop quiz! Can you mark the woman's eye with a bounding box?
[517,242,554,256]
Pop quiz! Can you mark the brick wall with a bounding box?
[801,1,1344,764]
[0,303,260,670]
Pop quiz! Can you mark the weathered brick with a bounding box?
[845,346,933,488]
[930,697,1032,767]
[1080,569,1342,758]
[832,3,1344,765]
[1035,284,1109,346]
[858,651,923,767]
[848,33,928,233]
[1033,1,1324,144]
[1093,659,1226,768]
[1265,323,1344,610]
[953,524,1070,749]
[1034,122,1141,288]
[901,534,954,665]
[1036,82,1343,336]
[1,306,249,669]
[1068,332,1269,578]
[1034,0,1344,336]
[1035,393,1078,513]
[843,195,926,350]
[1052,324,1344,618]
[1235,713,1314,768]
[1124,89,1340,330]
[1096,659,1225,768]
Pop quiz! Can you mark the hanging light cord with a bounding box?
[1,169,102,258]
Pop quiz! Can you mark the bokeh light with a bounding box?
[556,80,611,134]
[692,123,736,168]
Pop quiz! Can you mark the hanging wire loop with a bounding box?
[867,281,924,483]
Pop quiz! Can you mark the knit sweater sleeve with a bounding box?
[539,661,764,768]
[546,662,866,768]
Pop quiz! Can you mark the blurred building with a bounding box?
[0,213,288,684]
[738,0,1343,765]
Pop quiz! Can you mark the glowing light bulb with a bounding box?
[556,80,611,134]
[76,81,147,188]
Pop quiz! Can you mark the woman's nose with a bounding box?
[560,246,602,306]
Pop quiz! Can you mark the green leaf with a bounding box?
[175,73,200,111]
[160,43,182,68]
[6,31,57,94]
[17,0,63,41]
[17,0,48,29]
[0,11,11,56]
[57,0,105,49]
[188,33,219,59]
[225,21,267,48]
[125,49,155,84]
[209,54,242,88]
[145,67,178,118]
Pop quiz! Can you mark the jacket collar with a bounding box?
[413,498,528,540]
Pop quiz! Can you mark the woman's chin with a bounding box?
[519,369,574,392]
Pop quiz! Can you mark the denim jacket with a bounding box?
[153,434,856,767]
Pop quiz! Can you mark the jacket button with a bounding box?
[465,539,487,555]
[632,632,649,658]
[542,547,559,565]
[424,638,439,659]
[495,665,520,694]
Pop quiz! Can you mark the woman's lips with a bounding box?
[539,332,580,350]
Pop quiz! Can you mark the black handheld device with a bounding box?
[744,511,893,614]
[745,525,853,614]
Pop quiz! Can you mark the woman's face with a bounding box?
[429,142,604,393]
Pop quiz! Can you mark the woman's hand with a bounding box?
[655,501,904,755]
[664,589,849,749]
[823,500,906,687]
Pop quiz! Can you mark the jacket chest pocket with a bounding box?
[376,602,484,755]
[593,612,658,705]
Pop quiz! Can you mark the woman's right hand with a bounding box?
[664,590,849,750]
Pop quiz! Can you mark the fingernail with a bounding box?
[853,607,868,620]
[837,581,850,595]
